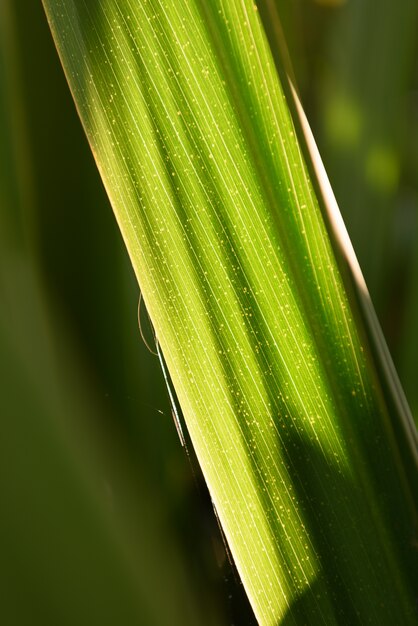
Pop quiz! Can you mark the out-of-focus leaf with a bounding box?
[0,3,226,624]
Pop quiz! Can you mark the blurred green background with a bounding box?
[1,1,416,625]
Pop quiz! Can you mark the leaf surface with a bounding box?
[42,1,417,623]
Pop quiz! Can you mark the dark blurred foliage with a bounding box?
[278,0,418,419]
[0,1,416,625]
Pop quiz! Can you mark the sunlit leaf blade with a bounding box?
[42,1,417,624]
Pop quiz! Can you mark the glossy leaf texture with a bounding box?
[42,1,417,624]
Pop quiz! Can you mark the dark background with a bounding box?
[1,1,417,624]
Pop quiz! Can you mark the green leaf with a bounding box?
[0,3,224,624]
[42,1,417,624]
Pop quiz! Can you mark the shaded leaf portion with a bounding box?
[43,1,417,624]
